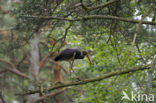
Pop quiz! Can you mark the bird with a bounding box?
[54,48,92,74]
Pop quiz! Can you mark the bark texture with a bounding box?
[27,33,40,103]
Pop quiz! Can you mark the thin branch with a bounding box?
[37,88,67,102]
[0,58,15,68]
[20,65,150,95]
[0,58,29,79]
[6,67,29,79]
[40,52,54,69]
[0,5,8,14]
[21,15,156,25]
[16,53,28,69]
[0,92,5,103]
[136,44,146,64]
[122,8,154,67]
[0,69,7,74]
[87,0,119,11]
[80,0,88,10]
[63,23,72,41]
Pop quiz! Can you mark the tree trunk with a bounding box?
[27,32,40,103]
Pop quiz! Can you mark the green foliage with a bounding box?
[0,0,156,102]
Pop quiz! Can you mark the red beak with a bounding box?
[86,53,92,64]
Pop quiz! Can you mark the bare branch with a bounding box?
[0,58,29,79]
[6,67,29,79]
[0,58,15,68]
[37,88,67,102]
[40,52,54,69]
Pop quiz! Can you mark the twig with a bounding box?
[80,0,88,11]
[20,65,150,95]
[136,44,146,64]
[37,88,67,102]
[16,53,28,69]
[86,0,119,11]
[0,92,5,103]
[40,52,55,69]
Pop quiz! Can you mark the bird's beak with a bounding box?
[86,52,93,64]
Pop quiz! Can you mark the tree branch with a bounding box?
[87,0,119,11]
[21,15,156,25]
[5,67,29,79]
[0,58,15,68]
[0,92,5,103]
[21,65,150,95]
[37,88,67,102]
[40,52,54,69]
[0,5,8,14]
[0,58,29,79]
[0,69,7,74]
[122,7,153,67]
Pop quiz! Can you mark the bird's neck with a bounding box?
[81,51,85,56]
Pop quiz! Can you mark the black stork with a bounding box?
[54,48,92,73]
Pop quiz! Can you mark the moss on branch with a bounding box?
[21,65,150,95]
[22,15,156,25]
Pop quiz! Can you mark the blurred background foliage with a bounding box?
[0,0,156,103]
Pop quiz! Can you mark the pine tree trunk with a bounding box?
[27,32,40,103]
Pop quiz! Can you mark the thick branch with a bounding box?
[83,15,156,25]
[22,15,156,25]
[21,65,150,95]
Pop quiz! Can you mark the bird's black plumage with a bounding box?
[54,48,85,61]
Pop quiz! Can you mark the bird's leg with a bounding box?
[70,52,76,73]
[69,61,72,75]
[68,61,73,81]
[70,53,82,81]
[69,52,76,81]
[70,59,75,72]
[69,58,75,75]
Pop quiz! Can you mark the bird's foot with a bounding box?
[76,76,82,81]
[54,81,63,85]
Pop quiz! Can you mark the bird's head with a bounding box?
[83,50,92,64]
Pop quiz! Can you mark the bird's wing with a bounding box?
[59,49,78,60]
